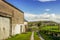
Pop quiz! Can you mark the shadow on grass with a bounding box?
[39,31,60,40]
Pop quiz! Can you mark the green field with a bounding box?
[40,26,60,32]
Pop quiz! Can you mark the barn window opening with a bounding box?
[20,25,22,33]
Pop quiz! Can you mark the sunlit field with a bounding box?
[40,26,60,32]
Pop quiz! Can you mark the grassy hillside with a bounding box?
[40,26,60,32]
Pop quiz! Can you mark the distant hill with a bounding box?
[28,21,59,27]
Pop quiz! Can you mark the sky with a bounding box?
[5,0,60,23]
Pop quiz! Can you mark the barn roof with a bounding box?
[24,19,28,22]
[2,0,24,13]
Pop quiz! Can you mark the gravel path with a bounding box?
[30,31,34,40]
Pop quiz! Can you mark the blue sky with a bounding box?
[6,0,60,14]
[5,0,60,22]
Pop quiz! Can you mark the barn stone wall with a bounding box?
[0,0,24,39]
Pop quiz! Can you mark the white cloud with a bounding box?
[37,0,56,2]
[45,9,50,11]
[24,13,37,17]
[24,13,37,21]
[24,12,60,23]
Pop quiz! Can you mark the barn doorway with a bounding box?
[0,16,11,40]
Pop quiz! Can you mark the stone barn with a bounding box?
[22,20,28,33]
[0,0,24,40]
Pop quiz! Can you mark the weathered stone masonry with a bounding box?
[0,0,24,40]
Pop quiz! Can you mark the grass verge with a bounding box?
[6,32,32,40]
[34,32,41,40]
